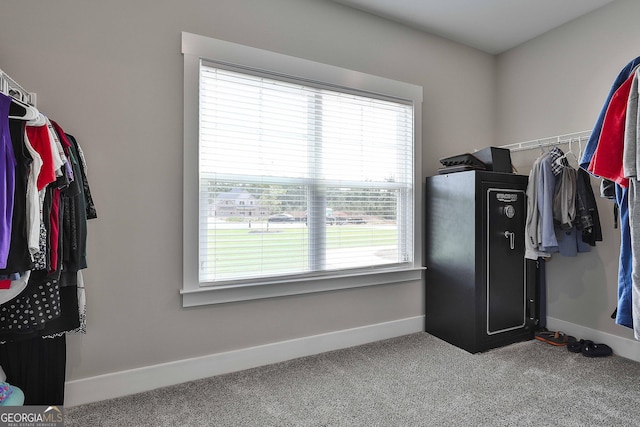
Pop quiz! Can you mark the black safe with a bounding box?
[424,171,536,353]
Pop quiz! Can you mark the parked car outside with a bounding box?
[268,213,295,222]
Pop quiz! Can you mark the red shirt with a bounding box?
[25,124,56,191]
[588,72,636,188]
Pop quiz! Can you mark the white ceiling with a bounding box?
[331,0,616,54]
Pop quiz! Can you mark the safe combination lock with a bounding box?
[503,204,515,218]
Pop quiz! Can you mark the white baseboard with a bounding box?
[546,317,640,362]
[64,315,425,407]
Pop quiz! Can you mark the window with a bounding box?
[182,32,423,306]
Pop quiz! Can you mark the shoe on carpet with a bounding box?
[580,340,613,358]
[534,330,575,346]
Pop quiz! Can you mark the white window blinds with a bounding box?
[198,62,414,284]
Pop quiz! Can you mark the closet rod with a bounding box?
[0,68,37,107]
[498,130,591,153]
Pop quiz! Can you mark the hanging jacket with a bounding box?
[575,168,603,246]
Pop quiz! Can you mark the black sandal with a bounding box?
[581,340,612,358]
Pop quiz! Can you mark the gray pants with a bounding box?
[626,180,640,339]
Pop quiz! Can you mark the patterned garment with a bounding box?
[548,147,565,177]
[0,273,60,332]
[31,221,48,271]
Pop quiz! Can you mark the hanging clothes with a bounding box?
[581,57,640,334]
[553,160,577,230]
[0,119,34,276]
[0,81,96,404]
[525,155,548,259]
[525,148,562,258]
[538,149,561,252]
[575,168,603,246]
[0,123,94,338]
[525,147,601,260]
[553,161,592,257]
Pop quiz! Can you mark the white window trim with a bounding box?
[181,32,424,307]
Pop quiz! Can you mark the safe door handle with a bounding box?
[503,231,515,250]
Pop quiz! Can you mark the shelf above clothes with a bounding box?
[0,68,36,107]
[499,130,592,153]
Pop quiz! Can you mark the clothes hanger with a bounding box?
[7,96,39,121]
[566,139,580,167]
[556,138,580,166]
[26,112,46,127]
[553,139,578,167]
[1,75,39,121]
[577,137,584,161]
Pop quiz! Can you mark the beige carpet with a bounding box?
[65,332,640,426]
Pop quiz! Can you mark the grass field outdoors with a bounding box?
[203,224,398,280]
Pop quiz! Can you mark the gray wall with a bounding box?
[496,0,638,341]
[0,0,495,381]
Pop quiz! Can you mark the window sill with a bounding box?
[181,267,425,307]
